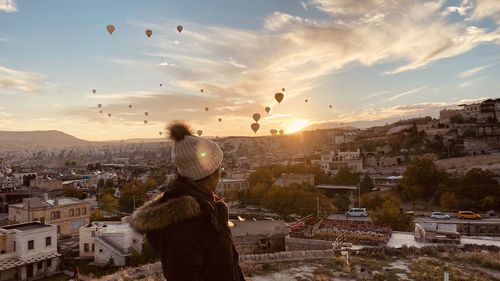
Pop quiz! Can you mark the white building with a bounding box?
[320,148,363,175]
[0,222,60,281]
[217,179,249,196]
[79,218,143,266]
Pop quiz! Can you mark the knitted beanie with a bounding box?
[168,121,223,181]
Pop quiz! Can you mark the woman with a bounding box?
[130,121,245,281]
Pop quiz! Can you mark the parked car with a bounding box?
[345,208,368,217]
[458,211,481,220]
[430,212,450,220]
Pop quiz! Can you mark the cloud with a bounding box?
[472,0,500,22]
[0,0,16,13]
[459,64,491,78]
[301,1,308,11]
[386,86,428,101]
[359,90,391,101]
[0,65,46,93]
[459,76,485,88]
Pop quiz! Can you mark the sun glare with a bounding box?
[286,119,309,134]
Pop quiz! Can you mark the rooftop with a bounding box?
[315,184,358,190]
[1,222,51,232]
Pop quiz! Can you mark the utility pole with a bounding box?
[316,196,320,218]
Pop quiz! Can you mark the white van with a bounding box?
[345,208,368,217]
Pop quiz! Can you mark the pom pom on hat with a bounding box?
[168,121,193,141]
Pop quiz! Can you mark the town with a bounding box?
[0,98,499,280]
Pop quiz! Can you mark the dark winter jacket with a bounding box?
[130,177,245,281]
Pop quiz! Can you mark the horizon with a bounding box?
[1,0,500,141]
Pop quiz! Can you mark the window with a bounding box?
[84,243,89,252]
[28,240,34,250]
[99,249,103,253]
[91,243,94,252]
[51,211,60,220]
[37,261,43,270]
[47,259,52,267]
[46,236,51,246]
[76,208,80,216]
[69,209,74,217]
[82,207,86,215]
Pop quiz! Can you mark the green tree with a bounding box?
[440,192,459,211]
[360,174,375,194]
[90,209,104,221]
[332,193,350,212]
[63,187,86,200]
[119,181,147,213]
[400,156,447,201]
[248,167,274,187]
[239,183,269,206]
[332,167,359,185]
[371,194,413,231]
[99,193,118,213]
[361,193,384,210]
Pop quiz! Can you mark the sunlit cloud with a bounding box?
[0,0,17,13]
[459,65,491,78]
[459,76,485,88]
[386,86,428,102]
[0,65,46,93]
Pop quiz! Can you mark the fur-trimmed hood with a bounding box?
[129,194,202,233]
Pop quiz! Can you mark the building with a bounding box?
[320,148,363,175]
[459,98,500,123]
[29,178,63,191]
[79,218,143,266]
[274,174,315,187]
[0,222,60,281]
[439,108,463,124]
[217,178,249,196]
[12,173,37,187]
[8,197,90,237]
[231,220,286,254]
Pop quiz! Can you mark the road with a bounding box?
[328,214,500,224]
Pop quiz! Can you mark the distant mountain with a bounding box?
[0,130,93,151]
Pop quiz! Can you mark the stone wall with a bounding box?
[239,249,334,264]
[284,236,334,251]
[233,235,285,255]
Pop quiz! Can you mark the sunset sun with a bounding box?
[286,119,309,134]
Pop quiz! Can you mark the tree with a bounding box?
[332,167,359,185]
[360,174,375,194]
[239,183,269,206]
[63,187,86,200]
[332,193,350,212]
[99,193,118,213]
[371,194,413,231]
[400,156,447,201]
[361,193,384,210]
[119,182,147,213]
[248,167,274,187]
[440,192,459,211]
[90,209,104,221]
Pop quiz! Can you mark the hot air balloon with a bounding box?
[205,107,209,112]
[265,107,271,114]
[329,105,332,109]
[305,99,308,103]
[159,131,163,136]
[108,113,112,118]
[92,89,96,94]
[106,24,115,35]
[279,129,284,135]
[282,88,285,92]
[275,92,284,104]
[200,89,204,93]
[98,104,102,108]
[270,129,277,135]
[144,120,148,124]
[159,83,162,87]
[218,118,222,122]
[197,130,203,136]
[144,112,149,117]
[177,25,183,33]
[129,104,132,109]
[99,110,102,114]
[145,29,152,38]
[252,113,261,122]
[251,123,260,134]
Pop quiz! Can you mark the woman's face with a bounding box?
[208,167,222,192]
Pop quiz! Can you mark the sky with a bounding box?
[0,0,500,141]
